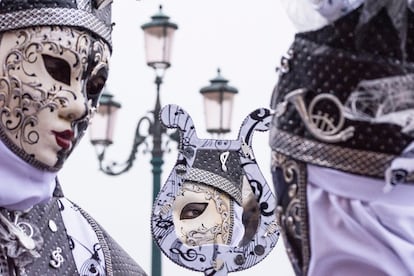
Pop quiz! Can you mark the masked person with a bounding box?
[171,150,247,248]
[0,1,147,275]
[271,1,414,275]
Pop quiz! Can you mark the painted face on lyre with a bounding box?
[172,182,232,246]
[0,26,110,169]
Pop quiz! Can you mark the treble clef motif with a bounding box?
[220,151,230,172]
[151,104,279,275]
[260,201,274,217]
[170,247,207,262]
[50,247,64,268]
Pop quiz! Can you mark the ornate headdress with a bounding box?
[271,3,414,178]
[0,0,113,48]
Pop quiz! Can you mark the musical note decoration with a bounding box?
[151,104,279,275]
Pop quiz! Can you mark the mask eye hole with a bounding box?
[42,54,71,85]
[86,67,108,102]
[180,202,208,220]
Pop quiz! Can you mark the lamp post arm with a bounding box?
[96,76,174,176]
[98,114,154,176]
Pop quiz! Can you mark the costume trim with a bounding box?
[270,129,395,178]
[77,205,147,275]
[186,167,243,206]
[273,152,310,275]
[0,8,111,47]
[77,207,113,276]
[0,0,113,49]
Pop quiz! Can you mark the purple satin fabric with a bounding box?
[0,140,56,211]
[307,165,414,276]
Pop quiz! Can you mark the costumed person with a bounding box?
[271,0,414,275]
[171,150,248,248]
[0,1,147,275]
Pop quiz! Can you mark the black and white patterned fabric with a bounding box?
[0,0,113,49]
[271,1,414,275]
[0,183,147,276]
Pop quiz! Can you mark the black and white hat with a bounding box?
[0,0,113,48]
[185,149,244,205]
[270,2,414,178]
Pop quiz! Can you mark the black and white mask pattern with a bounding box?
[172,181,233,247]
[0,26,110,170]
[151,104,280,275]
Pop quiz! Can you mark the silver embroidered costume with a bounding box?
[0,1,147,275]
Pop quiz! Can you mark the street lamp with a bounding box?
[89,87,121,158]
[88,5,178,276]
[200,68,238,135]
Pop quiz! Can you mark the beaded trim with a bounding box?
[0,7,112,48]
[273,152,310,275]
[270,129,395,178]
[78,207,113,276]
[228,199,234,246]
[186,167,243,205]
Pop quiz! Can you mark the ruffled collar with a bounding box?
[0,140,57,211]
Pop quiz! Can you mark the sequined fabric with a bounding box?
[0,0,112,48]
[0,183,147,276]
[185,149,244,205]
[270,5,414,276]
[0,250,9,274]
[0,0,77,10]
[102,231,147,276]
[24,198,78,276]
[272,152,310,275]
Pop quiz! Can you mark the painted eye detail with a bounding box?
[180,202,208,220]
[42,54,71,85]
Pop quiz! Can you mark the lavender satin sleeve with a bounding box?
[306,162,414,275]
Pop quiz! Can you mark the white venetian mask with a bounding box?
[0,26,110,170]
[172,181,232,246]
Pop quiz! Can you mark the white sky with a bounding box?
[61,1,297,275]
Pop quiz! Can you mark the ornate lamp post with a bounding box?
[200,68,238,135]
[89,87,121,156]
[88,5,178,276]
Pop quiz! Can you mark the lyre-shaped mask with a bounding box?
[151,104,279,275]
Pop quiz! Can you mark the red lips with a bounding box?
[52,130,74,150]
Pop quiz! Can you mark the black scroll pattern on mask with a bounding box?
[248,179,270,217]
[243,108,271,143]
[152,215,174,246]
[154,216,173,231]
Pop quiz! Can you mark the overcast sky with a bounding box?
[61,1,297,275]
